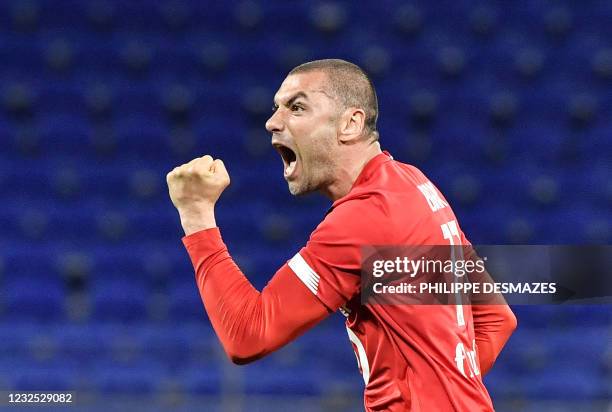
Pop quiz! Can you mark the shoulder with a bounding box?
[309,158,447,246]
[310,193,390,246]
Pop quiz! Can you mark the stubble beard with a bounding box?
[287,151,336,196]
[287,118,339,197]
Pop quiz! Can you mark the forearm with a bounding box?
[200,253,271,363]
[178,206,217,236]
[472,304,517,375]
[462,244,518,374]
[183,228,329,364]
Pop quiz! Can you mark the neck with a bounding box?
[321,141,382,201]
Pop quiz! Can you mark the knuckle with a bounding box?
[197,155,209,163]
[201,155,213,167]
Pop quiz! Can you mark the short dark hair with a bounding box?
[289,59,379,138]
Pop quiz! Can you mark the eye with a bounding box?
[291,103,304,112]
[271,104,278,113]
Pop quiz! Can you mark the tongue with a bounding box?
[285,159,297,177]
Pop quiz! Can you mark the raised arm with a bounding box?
[167,155,330,363]
[184,228,330,363]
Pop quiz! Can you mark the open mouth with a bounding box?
[273,143,298,178]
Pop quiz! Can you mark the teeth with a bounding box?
[285,160,297,177]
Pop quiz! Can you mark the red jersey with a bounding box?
[285,152,494,411]
[182,151,515,412]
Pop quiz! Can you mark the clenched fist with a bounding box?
[166,155,230,235]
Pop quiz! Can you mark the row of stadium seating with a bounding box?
[0,320,609,399]
[0,206,608,246]
[2,83,611,124]
[2,1,611,35]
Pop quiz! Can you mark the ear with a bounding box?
[338,108,366,144]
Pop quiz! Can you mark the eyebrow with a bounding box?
[273,91,308,108]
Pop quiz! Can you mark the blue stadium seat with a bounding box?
[179,365,223,395]
[243,364,325,396]
[91,278,148,321]
[520,368,606,400]
[5,277,65,320]
[8,364,77,392]
[91,361,166,394]
[167,282,204,320]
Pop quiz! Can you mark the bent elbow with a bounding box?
[223,344,267,365]
[505,307,518,333]
[228,352,257,365]
[228,355,248,365]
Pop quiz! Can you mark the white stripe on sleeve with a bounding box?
[288,253,320,295]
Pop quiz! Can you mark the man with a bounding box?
[167,59,516,411]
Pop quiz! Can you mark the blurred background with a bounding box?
[0,0,610,411]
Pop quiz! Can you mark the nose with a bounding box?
[265,109,283,133]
